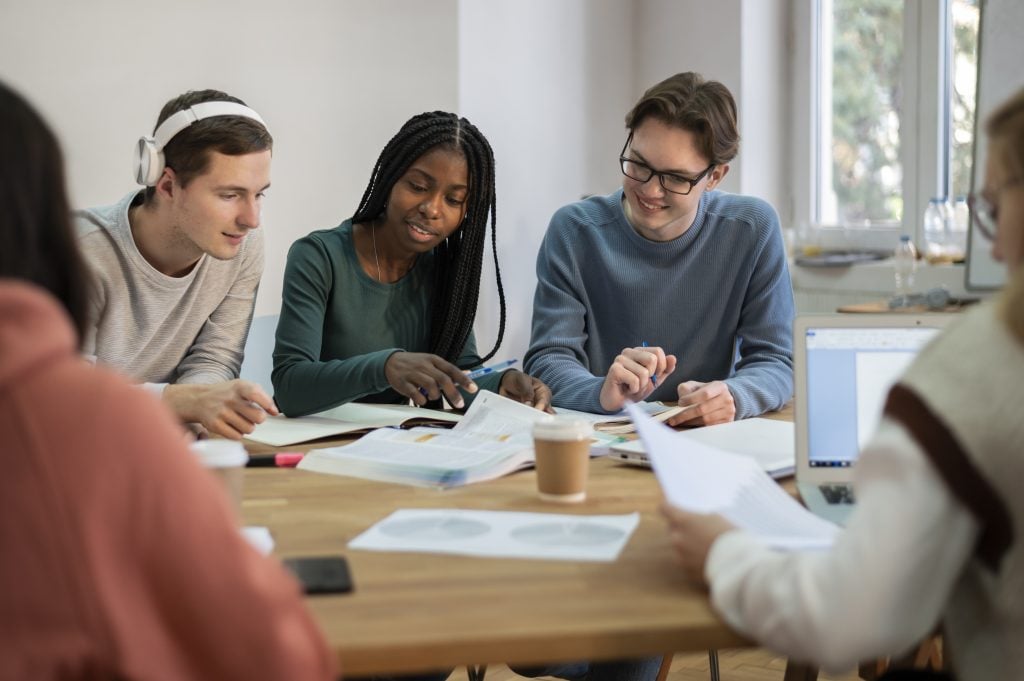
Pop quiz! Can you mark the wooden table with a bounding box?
[241,407,793,676]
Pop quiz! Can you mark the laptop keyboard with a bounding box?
[819,484,855,505]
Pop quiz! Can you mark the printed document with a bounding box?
[349,509,639,562]
[625,403,838,550]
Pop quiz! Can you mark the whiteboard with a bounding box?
[967,0,1024,290]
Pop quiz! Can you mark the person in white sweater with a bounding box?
[77,88,278,439]
[661,88,1024,680]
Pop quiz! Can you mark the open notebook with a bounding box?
[554,402,691,434]
[244,402,461,447]
[610,417,795,479]
[299,391,558,487]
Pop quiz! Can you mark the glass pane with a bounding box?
[950,0,979,202]
[822,0,904,226]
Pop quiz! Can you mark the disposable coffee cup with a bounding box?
[189,440,249,514]
[532,417,593,503]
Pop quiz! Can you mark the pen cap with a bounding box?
[533,417,593,441]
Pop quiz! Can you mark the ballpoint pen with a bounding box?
[641,341,658,386]
[465,359,518,380]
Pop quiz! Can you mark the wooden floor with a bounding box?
[454,648,861,681]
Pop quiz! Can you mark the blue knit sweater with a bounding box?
[523,189,794,417]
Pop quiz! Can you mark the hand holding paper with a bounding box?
[625,402,839,550]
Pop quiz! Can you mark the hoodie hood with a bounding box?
[0,280,76,388]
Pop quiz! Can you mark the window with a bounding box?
[793,0,980,249]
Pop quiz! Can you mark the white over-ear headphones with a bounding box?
[133,101,267,187]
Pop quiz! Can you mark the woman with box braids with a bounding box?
[352,111,501,364]
[272,111,551,416]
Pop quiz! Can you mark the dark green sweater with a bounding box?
[271,220,499,416]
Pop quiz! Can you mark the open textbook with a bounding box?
[624,403,838,550]
[299,391,612,487]
[244,402,462,447]
[554,401,691,434]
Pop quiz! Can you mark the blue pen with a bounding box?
[641,341,658,386]
[465,359,518,380]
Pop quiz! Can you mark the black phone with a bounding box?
[283,556,354,595]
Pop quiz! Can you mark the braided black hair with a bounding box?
[351,111,505,366]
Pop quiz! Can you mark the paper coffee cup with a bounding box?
[189,440,249,514]
[532,417,593,503]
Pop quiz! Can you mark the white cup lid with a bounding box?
[533,416,593,441]
[189,440,249,468]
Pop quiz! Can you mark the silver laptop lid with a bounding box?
[794,314,952,484]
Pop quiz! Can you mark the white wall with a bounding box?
[634,0,791,221]
[459,0,635,363]
[0,0,459,317]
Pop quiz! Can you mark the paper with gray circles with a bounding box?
[349,509,639,562]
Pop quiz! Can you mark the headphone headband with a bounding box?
[134,101,267,186]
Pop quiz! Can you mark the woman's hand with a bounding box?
[660,502,736,583]
[498,370,554,412]
[384,352,477,408]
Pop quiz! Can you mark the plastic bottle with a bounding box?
[950,196,969,261]
[923,197,954,264]
[893,235,918,297]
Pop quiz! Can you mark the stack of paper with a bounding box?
[624,403,838,550]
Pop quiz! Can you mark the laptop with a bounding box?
[794,314,951,525]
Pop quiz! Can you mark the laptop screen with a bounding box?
[804,325,942,468]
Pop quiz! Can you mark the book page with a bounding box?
[625,403,838,550]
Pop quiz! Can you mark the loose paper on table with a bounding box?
[349,509,640,562]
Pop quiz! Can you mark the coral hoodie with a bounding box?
[0,280,336,680]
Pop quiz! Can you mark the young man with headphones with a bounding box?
[77,89,278,439]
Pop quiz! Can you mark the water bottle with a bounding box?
[950,196,969,261]
[893,235,918,297]
[923,197,953,264]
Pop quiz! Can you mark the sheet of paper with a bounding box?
[245,402,461,447]
[349,509,639,562]
[625,403,838,550]
[453,389,551,443]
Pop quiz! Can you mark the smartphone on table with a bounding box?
[282,555,354,595]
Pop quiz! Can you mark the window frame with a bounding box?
[790,0,955,251]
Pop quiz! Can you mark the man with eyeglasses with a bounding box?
[523,72,794,426]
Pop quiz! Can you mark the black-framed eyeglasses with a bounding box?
[618,135,714,196]
[968,177,1022,241]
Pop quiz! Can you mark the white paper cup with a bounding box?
[189,440,249,514]
[532,418,593,503]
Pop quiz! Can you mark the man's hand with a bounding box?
[599,346,677,412]
[660,502,736,582]
[498,370,554,413]
[668,380,736,426]
[163,380,278,440]
[384,352,477,408]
